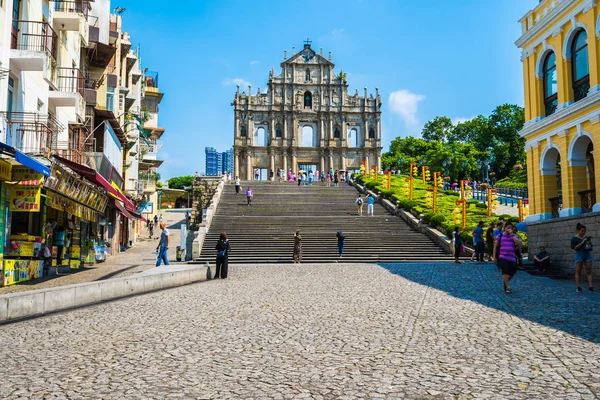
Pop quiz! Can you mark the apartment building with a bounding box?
[0,0,166,286]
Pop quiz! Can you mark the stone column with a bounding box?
[234,115,239,140]
[246,152,252,181]
[363,116,369,147]
[283,114,287,140]
[377,155,381,173]
[328,149,334,171]
[341,151,347,171]
[234,150,240,178]
[270,152,275,175]
[270,117,276,144]
[320,151,325,173]
[292,150,297,176]
[283,151,288,179]
[364,152,370,173]
[292,118,298,147]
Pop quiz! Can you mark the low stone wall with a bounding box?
[0,265,209,323]
[528,212,600,279]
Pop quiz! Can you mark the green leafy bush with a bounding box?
[429,213,446,228]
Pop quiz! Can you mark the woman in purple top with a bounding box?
[245,187,253,206]
[492,222,520,294]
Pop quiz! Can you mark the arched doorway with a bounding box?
[255,126,267,146]
[347,127,360,147]
[569,134,595,213]
[540,146,561,218]
[301,125,315,147]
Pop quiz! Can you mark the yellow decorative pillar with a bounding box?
[523,56,532,122]
[526,146,537,215]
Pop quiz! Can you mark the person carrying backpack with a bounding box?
[356,195,364,216]
[336,231,346,258]
[214,232,231,279]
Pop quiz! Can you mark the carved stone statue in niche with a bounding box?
[286,68,292,79]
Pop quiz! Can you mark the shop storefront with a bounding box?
[43,162,109,271]
[1,163,48,286]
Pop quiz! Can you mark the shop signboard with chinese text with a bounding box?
[9,166,43,212]
[46,191,96,222]
[45,164,108,212]
[0,159,12,181]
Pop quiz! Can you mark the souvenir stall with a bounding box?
[2,166,45,286]
[43,163,108,271]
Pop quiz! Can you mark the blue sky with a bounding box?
[118,0,534,179]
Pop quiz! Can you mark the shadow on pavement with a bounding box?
[378,262,600,344]
[94,264,142,281]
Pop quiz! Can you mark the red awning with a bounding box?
[110,198,135,220]
[54,155,135,210]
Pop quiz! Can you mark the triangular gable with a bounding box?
[282,45,334,66]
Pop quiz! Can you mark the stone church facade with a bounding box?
[232,42,382,180]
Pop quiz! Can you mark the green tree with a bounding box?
[167,175,194,189]
[421,116,454,142]
[487,104,526,178]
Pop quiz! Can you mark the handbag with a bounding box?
[584,238,594,251]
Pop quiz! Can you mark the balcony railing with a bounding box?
[549,195,562,219]
[579,189,596,214]
[52,147,84,164]
[0,112,64,156]
[56,67,86,96]
[574,80,590,102]
[544,98,558,117]
[54,0,89,18]
[11,20,58,61]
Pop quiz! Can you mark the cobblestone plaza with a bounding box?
[1,263,599,399]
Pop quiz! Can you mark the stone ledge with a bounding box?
[0,265,209,323]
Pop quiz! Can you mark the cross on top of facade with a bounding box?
[304,38,312,46]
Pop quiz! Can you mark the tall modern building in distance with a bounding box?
[205,147,234,176]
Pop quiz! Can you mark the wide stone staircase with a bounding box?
[193,181,453,264]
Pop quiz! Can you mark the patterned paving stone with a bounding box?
[0,262,599,399]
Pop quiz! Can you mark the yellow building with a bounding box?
[517,0,600,275]
[517,0,598,220]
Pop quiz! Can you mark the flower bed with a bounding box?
[355,174,524,247]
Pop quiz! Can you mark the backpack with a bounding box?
[217,240,228,257]
[357,198,363,205]
[337,232,345,241]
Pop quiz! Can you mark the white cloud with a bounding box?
[331,28,345,37]
[222,77,252,88]
[388,90,426,127]
[452,116,475,125]
[250,60,260,65]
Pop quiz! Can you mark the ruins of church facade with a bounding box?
[232,42,382,180]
